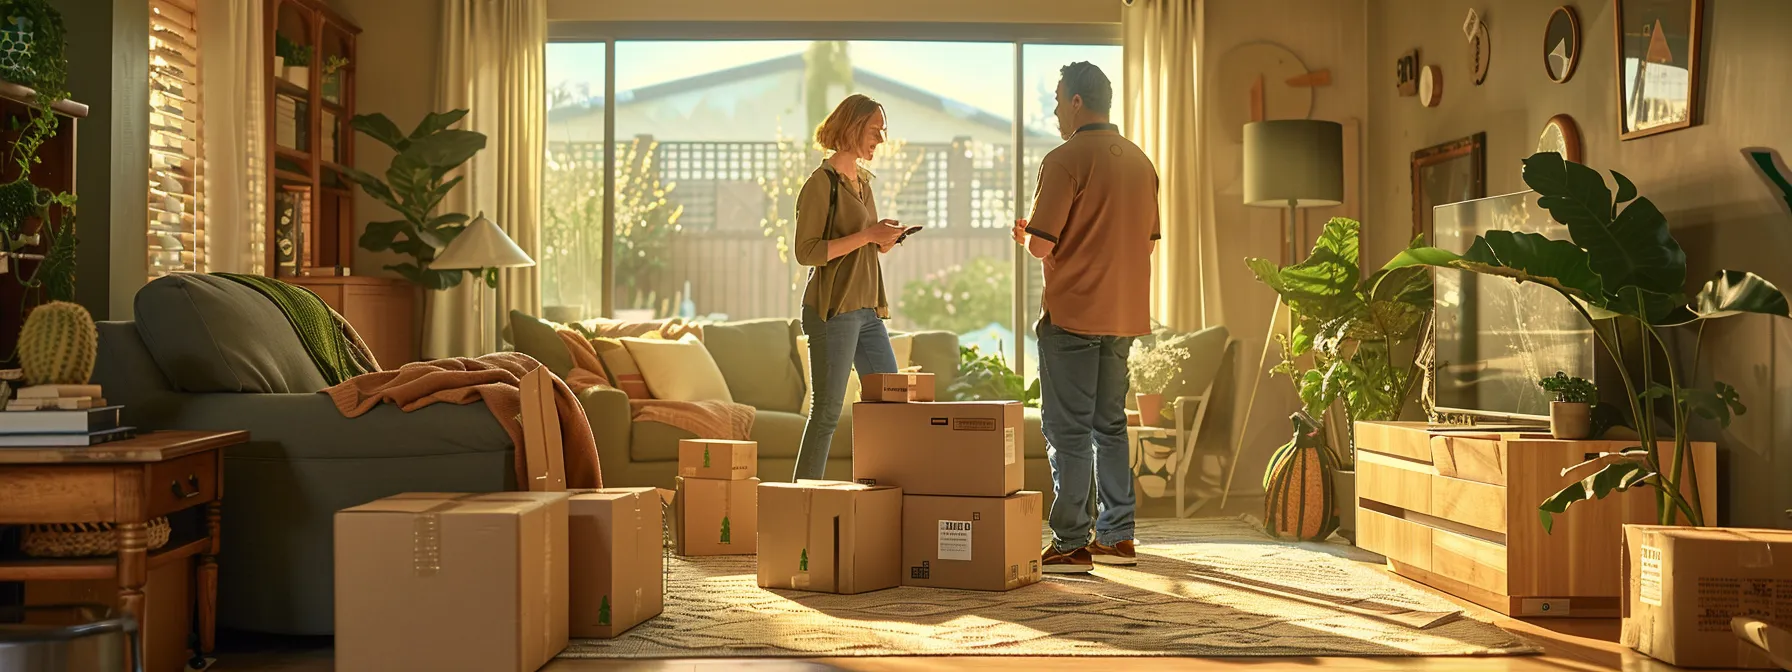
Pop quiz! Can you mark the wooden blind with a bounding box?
[147,0,205,281]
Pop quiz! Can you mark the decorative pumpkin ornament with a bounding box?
[1263,411,1341,541]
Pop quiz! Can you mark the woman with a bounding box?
[791,94,908,481]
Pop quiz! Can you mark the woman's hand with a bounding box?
[863,220,905,250]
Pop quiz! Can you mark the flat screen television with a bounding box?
[1430,190,1597,422]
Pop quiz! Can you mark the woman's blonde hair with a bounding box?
[814,94,884,154]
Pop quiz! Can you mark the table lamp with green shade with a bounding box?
[1222,119,1344,506]
[429,212,535,355]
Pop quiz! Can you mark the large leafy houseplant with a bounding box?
[1248,217,1433,464]
[0,0,77,309]
[341,110,488,290]
[948,344,1040,407]
[1378,152,1790,531]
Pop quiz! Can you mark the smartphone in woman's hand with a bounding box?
[896,225,924,245]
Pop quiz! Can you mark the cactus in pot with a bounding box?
[18,301,97,386]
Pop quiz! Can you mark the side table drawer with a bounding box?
[147,451,218,519]
[0,466,115,523]
[1358,507,1433,571]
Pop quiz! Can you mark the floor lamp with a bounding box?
[1219,120,1343,507]
[431,212,536,356]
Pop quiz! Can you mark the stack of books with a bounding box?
[2,384,135,447]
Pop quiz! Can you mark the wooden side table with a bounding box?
[0,430,246,665]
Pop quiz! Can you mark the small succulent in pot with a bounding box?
[1540,371,1596,439]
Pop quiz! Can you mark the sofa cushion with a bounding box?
[133,274,330,394]
[701,319,804,414]
[508,310,575,379]
[629,409,853,464]
[624,335,734,402]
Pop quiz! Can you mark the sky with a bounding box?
[546,41,1123,129]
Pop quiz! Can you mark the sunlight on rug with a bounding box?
[560,517,1540,658]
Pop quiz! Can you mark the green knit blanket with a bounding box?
[215,273,374,385]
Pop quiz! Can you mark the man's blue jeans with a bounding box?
[1037,315,1135,553]
[793,306,898,481]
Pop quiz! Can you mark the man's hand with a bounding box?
[1011,219,1029,246]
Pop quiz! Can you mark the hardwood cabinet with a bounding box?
[287,275,417,366]
[1352,421,1716,618]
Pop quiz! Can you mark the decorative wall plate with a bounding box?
[1469,21,1492,85]
[1419,65,1443,107]
[1544,6,1581,83]
[1537,114,1583,162]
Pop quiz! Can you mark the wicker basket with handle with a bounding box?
[20,517,173,558]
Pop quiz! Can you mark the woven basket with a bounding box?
[20,517,173,558]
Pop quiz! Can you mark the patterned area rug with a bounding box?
[560,517,1539,658]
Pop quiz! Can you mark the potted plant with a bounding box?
[0,0,76,309]
[321,54,349,103]
[275,34,312,87]
[1378,152,1788,531]
[339,109,487,290]
[947,344,1039,407]
[1128,340,1188,427]
[1249,217,1433,541]
[1539,371,1596,439]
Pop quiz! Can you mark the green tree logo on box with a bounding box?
[800,548,809,571]
[721,516,731,543]
[598,595,611,625]
[703,446,711,468]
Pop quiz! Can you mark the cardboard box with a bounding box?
[335,492,570,672]
[853,401,1024,497]
[520,368,567,491]
[678,439,757,480]
[901,492,1043,592]
[569,488,664,638]
[1622,525,1792,669]
[674,476,759,556]
[860,372,937,402]
[757,480,902,594]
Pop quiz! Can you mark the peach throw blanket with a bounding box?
[556,330,754,441]
[324,352,603,489]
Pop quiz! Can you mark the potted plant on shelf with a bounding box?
[1248,217,1433,541]
[275,34,312,88]
[1128,340,1188,427]
[1378,151,1787,532]
[321,55,349,104]
[0,0,76,310]
[339,109,487,290]
[1539,371,1596,439]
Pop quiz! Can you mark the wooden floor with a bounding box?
[209,495,1744,672]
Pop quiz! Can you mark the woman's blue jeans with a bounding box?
[792,306,898,480]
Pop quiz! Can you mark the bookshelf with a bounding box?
[264,0,358,277]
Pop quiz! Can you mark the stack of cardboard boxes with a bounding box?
[852,373,1044,592]
[672,439,760,556]
[1621,524,1792,669]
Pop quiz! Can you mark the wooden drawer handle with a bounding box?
[171,474,202,499]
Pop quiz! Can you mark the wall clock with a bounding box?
[1544,6,1581,83]
[1537,114,1583,162]
[1419,65,1443,107]
[1217,42,1331,142]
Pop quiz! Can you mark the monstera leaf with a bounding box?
[1689,270,1791,319]
[1539,457,1656,533]
[1521,152,1686,296]
[1379,231,1606,309]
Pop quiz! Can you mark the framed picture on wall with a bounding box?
[1615,0,1705,140]
[1410,133,1487,243]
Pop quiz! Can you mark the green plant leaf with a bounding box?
[410,109,469,139]
[1689,270,1791,320]
[422,177,467,216]
[1521,152,1686,296]
[405,129,488,171]
[423,267,466,290]
[1365,265,1431,308]
[1539,460,1656,533]
[1681,382,1746,428]
[1461,231,1608,302]
[1246,257,1287,293]
[340,167,400,210]
[425,212,471,231]
[359,219,409,252]
[1612,170,1639,205]
[386,152,434,209]
[385,262,424,284]
[352,113,409,151]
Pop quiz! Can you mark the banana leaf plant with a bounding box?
[1248,217,1433,465]
[1377,152,1790,531]
[340,110,489,290]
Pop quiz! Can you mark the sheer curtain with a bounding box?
[430,0,546,357]
[198,0,265,275]
[1123,0,1221,331]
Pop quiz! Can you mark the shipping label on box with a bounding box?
[675,476,759,556]
[901,492,1043,592]
[1622,524,1792,669]
[853,401,1024,497]
[334,492,570,672]
[757,480,902,595]
[679,439,758,480]
[859,372,937,403]
[568,488,665,639]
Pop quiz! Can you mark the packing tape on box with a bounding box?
[411,495,480,577]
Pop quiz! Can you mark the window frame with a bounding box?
[548,22,1122,376]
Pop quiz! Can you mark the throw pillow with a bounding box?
[796,332,913,417]
[508,310,575,378]
[623,334,735,403]
[592,337,653,399]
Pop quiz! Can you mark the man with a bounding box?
[1012,62,1159,574]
